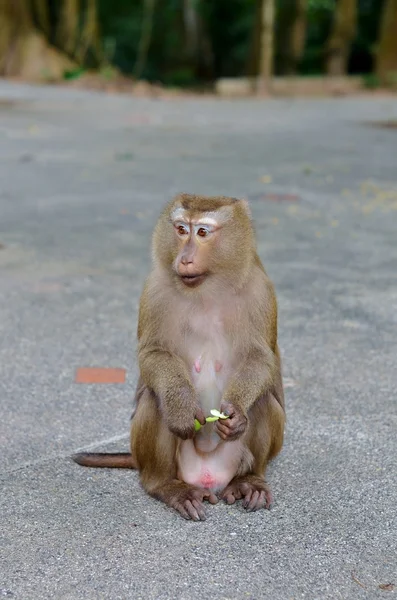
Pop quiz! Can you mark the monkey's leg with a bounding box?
[221,391,285,512]
[131,387,217,521]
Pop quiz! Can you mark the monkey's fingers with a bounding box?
[249,490,267,511]
[216,419,244,441]
[218,416,233,429]
[216,418,233,433]
[264,488,274,510]
[242,488,253,509]
[244,490,261,511]
[240,480,273,510]
[173,500,202,521]
[203,491,219,505]
[219,401,235,418]
[175,503,195,520]
[216,422,230,439]
[194,407,206,426]
[221,484,242,505]
[191,499,207,520]
[183,500,206,521]
[223,492,237,505]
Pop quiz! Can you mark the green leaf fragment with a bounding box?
[194,410,229,431]
[210,409,228,419]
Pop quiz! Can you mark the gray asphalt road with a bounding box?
[0,81,396,599]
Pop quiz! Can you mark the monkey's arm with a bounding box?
[137,281,205,439]
[138,345,205,439]
[216,344,277,442]
[217,276,279,441]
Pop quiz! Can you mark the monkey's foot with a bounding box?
[168,485,218,521]
[221,475,273,511]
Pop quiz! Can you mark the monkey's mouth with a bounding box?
[180,273,207,287]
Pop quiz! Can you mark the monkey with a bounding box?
[73,193,285,521]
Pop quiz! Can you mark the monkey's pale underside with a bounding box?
[73,193,285,521]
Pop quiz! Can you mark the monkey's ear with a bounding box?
[239,199,252,219]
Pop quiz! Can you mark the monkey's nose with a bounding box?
[181,255,194,265]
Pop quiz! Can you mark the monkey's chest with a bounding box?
[177,311,244,491]
[185,316,233,455]
[186,316,232,414]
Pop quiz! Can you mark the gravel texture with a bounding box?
[0,81,396,599]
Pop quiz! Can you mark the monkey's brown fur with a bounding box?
[73,193,285,520]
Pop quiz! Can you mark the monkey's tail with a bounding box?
[72,452,137,469]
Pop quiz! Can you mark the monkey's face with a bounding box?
[172,217,219,288]
[154,195,255,291]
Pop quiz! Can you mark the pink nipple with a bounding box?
[215,361,222,373]
[194,360,201,373]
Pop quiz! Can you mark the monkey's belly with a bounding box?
[177,438,244,492]
[180,355,240,490]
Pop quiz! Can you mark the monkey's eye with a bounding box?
[176,224,189,236]
[197,227,209,238]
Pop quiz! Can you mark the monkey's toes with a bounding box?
[178,498,207,521]
[222,487,242,505]
[222,478,273,511]
[241,483,273,511]
[171,488,217,521]
[242,489,267,511]
[205,491,219,505]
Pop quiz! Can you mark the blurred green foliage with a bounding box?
[95,0,384,83]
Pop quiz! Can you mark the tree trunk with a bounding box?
[288,0,307,74]
[376,0,397,85]
[326,0,357,76]
[56,0,79,57]
[183,0,199,60]
[182,0,214,80]
[0,0,34,75]
[0,0,74,79]
[32,0,51,37]
[257,0,275,93]
[277,0,308,75]
[76,0,102,65]
[134,0,156,78]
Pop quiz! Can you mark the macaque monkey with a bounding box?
[73,193,285,521]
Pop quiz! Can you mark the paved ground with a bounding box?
[0,81,396,599]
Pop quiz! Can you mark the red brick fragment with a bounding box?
[75,367,126,384]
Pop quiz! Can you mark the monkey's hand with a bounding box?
[216,402,247,441]
[165,395,206,440]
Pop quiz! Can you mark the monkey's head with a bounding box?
[153,194,256,292]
